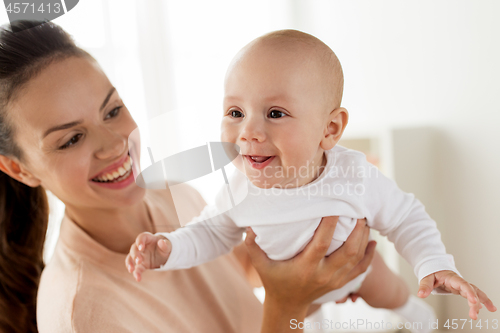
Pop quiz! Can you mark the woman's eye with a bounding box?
[59,133,82,150]
[269,110,286,118]
[230,110,244,118]
[105,106,122,120]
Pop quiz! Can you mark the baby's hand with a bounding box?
[125,232,172,282]
[418,270,497,320]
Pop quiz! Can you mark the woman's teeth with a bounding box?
[92,155,133,183]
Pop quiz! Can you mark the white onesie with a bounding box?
[157,145,461,303]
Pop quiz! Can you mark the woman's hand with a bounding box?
[245,216,376,333]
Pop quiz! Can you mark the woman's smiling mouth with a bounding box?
[90,153,134,188]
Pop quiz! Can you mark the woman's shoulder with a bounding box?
[37,246,137,332]
[37,245,81,332]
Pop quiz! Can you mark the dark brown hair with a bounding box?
[0,20,91,332]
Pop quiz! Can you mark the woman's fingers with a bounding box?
[336,293,361,304]
[335,295,349,304]
[244,227,270,269]
[339,240,376,285]
[302,216,339,263]
[350,293,360,302]
[325,219,368,270]
[355,219,371,261]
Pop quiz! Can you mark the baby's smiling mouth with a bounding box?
[248,155,272,163]
[243,155,275,169]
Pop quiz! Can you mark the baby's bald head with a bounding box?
[222,30,349,185]
[227,29,344,110]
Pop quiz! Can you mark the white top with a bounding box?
[159,145,460,287]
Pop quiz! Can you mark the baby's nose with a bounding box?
[240,119,266,142]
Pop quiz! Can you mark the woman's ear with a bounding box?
[320,107,349,150]
[0,155,41,187]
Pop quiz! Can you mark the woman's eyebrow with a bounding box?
[42,87,117,139]
[100,87,116,111]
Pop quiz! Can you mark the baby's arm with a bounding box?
[362,161,496,318]
[126,199,244,280]
[157,203,244,270]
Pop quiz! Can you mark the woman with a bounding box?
[0,20,374,333]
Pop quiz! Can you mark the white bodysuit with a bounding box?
[158,145,460,303]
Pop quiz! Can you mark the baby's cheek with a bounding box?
[231,155,245,173]
[220,122,238,143]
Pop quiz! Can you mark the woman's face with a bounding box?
[7,56,145,209]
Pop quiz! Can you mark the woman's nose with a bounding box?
[94,126,127,160]
[240,117,266,143]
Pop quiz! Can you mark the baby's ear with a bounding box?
[320,107,349,150]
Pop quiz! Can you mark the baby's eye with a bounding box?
[230,110,244,118]
[268,110,286,118]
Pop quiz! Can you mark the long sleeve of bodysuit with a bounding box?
[360,160,461,288]
[157,189,244,270]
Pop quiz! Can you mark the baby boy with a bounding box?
[126,30,496,330]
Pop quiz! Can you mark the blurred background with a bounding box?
[2,1,498,331]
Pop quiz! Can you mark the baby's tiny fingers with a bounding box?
[157,238,171,256]
[452,277,478,305]
[418,274,435,298]
[129,242,140,259]
[466,295,481,320]
[136,232,154,252]
[135,253,143,265]
[125,254,135,273]
[469,307,478,320]
[471,284,497,312]
[133,270,141,282]
[134,264,146,282]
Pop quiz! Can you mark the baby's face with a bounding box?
[221,44,333,189]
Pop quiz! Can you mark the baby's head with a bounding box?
[221,30,348,189]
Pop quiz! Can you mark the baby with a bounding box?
[126,30,496,329]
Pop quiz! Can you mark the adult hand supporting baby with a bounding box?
[245,217,376,333]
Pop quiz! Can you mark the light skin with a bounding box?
[128,217,377,332]
[0,55,376,332]
[221,35,347,189]
[128,32,496,320]
[0,56,153,254]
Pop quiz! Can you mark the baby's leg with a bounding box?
[356,251,409,308]
[357,252,436,333]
